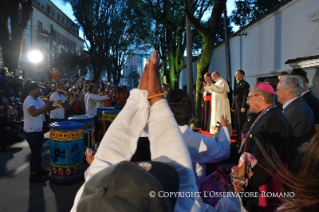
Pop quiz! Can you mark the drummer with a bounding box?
[49,83,75,123]
[23,83,56,182]
[86,85,112,140]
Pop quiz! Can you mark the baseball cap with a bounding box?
[254,83,276,95]
[27,83,40,92]
[13,97,21,103]
[77,161,179,212]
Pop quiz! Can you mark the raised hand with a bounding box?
[220,115,229,127]
[148,51,163,105]
[138,60,149,91]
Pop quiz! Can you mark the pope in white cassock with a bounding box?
[203,72,232,135]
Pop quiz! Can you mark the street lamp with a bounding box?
[28,50,43,81]
[28,50,43,63]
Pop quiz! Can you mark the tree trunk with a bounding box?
[195,35,214,119]
[186,15,194,101]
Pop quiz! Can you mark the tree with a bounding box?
[51,48,89,82]
[0,0,33,72]
[183,0,227,118]
[230,0,283,28]
[147,0,204,89]
[64,0,152,83]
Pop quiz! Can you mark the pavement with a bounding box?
[0,131,88,212]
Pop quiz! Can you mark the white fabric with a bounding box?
[49,92,66,119]
[84,93,88,111]
[85,93,108,116]
[179,125,230,188]
[97,99,104,108]
[204,77,232,135]
[23,96,46,132]
[71,89,242,212]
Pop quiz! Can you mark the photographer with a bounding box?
[0,105,24,152]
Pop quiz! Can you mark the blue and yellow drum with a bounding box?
[68,115,95,148]
[97,107,115,139]
[50,121,84,184]
[102,110,120,134]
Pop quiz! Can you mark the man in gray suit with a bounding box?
[276,76,315,154]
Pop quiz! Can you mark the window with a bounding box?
[51,9,55,18]
[56,33,60,44]
[38,21,43,40]
[65,20,68,28]
[38,21,43,32]
[61,17,64,24]
[46,5,50,13]
[56,13,60,21]
[74,43,76,52]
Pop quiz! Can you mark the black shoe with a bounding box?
[29,173,48,182]
[40,168,50,175]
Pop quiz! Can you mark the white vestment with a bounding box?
[204,77,232,135]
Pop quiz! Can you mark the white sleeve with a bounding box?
[49,93,59,103]
[204,83,225,94]
[187,127,230,163]
[89,94,109,101]
[148,99,217,212]
[71,89,150,212]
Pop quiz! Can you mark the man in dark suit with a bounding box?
[231,70,250,142]
[297,75,319,124]
[277,76,315,151]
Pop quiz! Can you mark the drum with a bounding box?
[68,115,95,148]
[97,107,115,139]
[97,107,115,119]
[49,121,84,184]
[102,110,120,134]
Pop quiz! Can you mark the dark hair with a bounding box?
[166,89,192,126]
[237,70,245,76]
[278,71,289,77]
[89,85,95,93]
[4,105,12,113]
[0,68,6,76]
[255,133,319,211]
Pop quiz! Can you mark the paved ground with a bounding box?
[0,131,88,212]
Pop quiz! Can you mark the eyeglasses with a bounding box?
[247,94,260,100]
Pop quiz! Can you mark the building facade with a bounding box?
[180,0,319,97]
[123,54,145,87]
[19,0,84,82]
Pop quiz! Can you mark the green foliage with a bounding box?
[63,0,153,83]
[291,68,308,83]
[230,0,283,28]
[189,117,199,127]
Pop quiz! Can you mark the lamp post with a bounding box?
[28,50,43,81]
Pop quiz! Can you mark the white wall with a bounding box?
[178,0,319,95]
[208,0,319,88]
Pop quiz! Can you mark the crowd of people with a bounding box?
[71,51,319,211]
[0,67,130,153]
[2,51,319,211]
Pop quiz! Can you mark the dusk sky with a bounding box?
[51,0,238,40]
